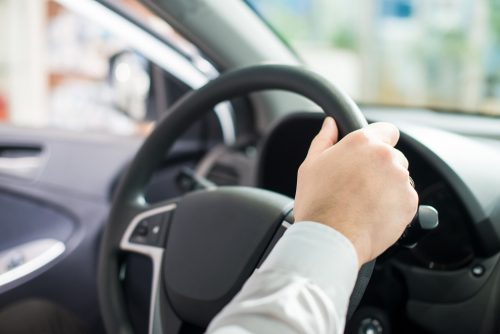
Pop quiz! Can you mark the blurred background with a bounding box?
[0,0,211,136]
[248,0,500,115]
[0,0,499,138]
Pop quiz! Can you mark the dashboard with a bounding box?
[256,111,500,333]
[397,142,475,271]
[258,112,476,271]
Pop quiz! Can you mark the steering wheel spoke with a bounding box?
[120,201,177,254]
[119,201,177,334]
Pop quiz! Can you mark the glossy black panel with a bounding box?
[0,191,74,252]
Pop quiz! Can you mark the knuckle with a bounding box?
[406,189,419,217]
[298,162,308,175]
[373,144,392,161]
[349,130,371,145]
[395,149,409,165]
[395,167,410,180]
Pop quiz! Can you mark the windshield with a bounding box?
[247,0,500,116]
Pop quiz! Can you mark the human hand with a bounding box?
[294,117,418,266]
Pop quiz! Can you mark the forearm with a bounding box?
[206,222,359,334]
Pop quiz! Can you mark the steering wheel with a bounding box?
[98,64,373,334]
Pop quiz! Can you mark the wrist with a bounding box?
[296,220,365,268]
[340,231,371,267]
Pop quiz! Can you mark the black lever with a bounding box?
[399,205,439,248]
[176,167,216,192]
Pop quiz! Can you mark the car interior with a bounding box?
[1,1,500,334]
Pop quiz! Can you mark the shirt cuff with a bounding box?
[259,221,359,318]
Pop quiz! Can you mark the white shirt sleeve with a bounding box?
[206,221,359,334]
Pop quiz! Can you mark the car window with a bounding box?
[246,0,500,116]
[0,0,214,136]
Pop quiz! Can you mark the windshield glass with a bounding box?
[246,0,500,116]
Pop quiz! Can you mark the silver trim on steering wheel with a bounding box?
[120,203,177,334]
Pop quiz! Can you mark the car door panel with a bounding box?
[0,125,137,330]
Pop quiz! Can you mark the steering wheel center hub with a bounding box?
[163,187,292,326]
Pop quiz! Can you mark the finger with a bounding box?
[364,122,400,147]
[393,148,409,170]
[409,176,415,188]
[306,117,339,158]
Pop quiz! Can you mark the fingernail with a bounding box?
[322,117,333,129]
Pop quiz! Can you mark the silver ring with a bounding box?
[409,176,415,188]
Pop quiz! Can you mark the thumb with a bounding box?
[306,117,339,158]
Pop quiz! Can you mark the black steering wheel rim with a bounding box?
[98,64,371,334]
